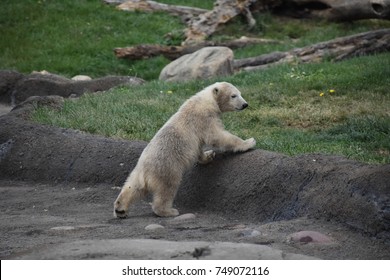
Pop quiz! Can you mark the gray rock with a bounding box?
[12,238,318,260]
[159,47,234,82]
[145,224,165,231]
[172,213,196,221]
[238,229,261,238]
[0,104,12,116]
[289,230,333,244]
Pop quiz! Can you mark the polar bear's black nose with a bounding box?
[115,209,127,219]
[242,103,248,109]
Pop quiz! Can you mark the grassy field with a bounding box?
[1,0,389,163]
[2,0,389,79]
[33,53,390,163]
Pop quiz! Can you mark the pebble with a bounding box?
[238,229,261,238]
[50,224,106,231]
[231,224,246,230]
[50,226,76,231]
[289,230,333,244]
[145,224,165,231]
[173,213,196,221]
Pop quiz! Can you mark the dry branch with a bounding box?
[115,36,279,60]
[234,28,390,71]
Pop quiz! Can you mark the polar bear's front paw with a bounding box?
[198,150,216,164]
[243,138,256,150]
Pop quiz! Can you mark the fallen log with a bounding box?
[279,0,390,21]
[114,36,279,60]
[106,0,390,46]
[234,28,390,71]
[184,0,257,44]
[105,0,257,44]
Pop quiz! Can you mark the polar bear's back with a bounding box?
[137,94,217,182]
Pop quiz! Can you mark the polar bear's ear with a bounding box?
[213,87,219,95]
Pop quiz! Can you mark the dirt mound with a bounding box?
[0,102,389,259]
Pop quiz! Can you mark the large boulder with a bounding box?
[159,47,234,82]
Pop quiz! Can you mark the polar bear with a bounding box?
[114,82,256,218]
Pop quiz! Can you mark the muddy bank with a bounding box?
[0,103,389,259]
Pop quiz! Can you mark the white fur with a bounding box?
[114,82,256,218]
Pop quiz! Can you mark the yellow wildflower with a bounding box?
[167,90,173,94]
[329,89,335,94]
[319,92,324,97]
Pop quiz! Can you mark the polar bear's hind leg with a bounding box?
[151,183,180,217]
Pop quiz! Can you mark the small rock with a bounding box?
[72,75,92,81]
[32,70,51,75]
[145,224,165,231]
[0,139,14,161]
[238,229,261,238]
[192,246,211,259]
[173,213,196,221]
[289,231,333,244]
[50,226,75,231]
[250,230,261,237]
[231,224,246,230]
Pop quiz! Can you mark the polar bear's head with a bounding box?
[212,82,248,112]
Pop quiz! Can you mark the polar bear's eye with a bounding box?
[231,95,237,98]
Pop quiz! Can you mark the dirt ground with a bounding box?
[0,179,389,260]
[0,100,389,260]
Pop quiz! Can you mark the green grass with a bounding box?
[2,0,390,163]
[32,53,390,163]
[1,1,390,79]
[0,0,185,80]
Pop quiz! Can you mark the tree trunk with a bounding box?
[281,0,390,21]
[234,28,390,71]
[114,36,279,60]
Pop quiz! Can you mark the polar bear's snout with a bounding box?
[235,99,248,111]
[232,93,249,111]
[114,209,127,218]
